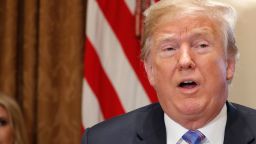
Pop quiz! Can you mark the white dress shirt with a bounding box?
[164,104,227,144]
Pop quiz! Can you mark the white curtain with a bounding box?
[219,0,256,108]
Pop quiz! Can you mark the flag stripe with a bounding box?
[84,38,125,119]
[83,0,160,128]
[96,0,157,102]
[82,79,104,127]
[86,0,151,112]
[125,0,136,14]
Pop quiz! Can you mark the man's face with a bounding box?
[145,15,235,128]
[0,106,14,144]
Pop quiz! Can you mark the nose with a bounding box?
[177,46,195,71]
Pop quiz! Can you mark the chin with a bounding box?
[178,100,205,115]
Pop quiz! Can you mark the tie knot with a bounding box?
[182,130,205,144]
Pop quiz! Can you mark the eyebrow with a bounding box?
[189,27,215,39]
[155,33,177,44]
[154,27,216,45]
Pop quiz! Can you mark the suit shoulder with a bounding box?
[232,103,256,116]
[91,103,160,129]
[82,103,161,143]
[231,103,256,132]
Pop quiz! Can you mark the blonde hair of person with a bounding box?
[141,0,238,61]
[0,93,28,144]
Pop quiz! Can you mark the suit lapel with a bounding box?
[134,102,256,144]
[135,103,166,144]
[224,102,255,144]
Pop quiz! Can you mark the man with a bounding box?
[82,0,256,144]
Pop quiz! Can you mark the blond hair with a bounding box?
[0,93,28,144]
[141,0,238,61]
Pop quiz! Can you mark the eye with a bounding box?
[193,40,210,49]
[199,43,209,48]
[0,118,8,127]
[158,41,178,57]
[163,47,176,51]
[161,44,177,52]
[193,40,211,54]
[159,46,177,57]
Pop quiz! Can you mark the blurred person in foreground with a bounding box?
[82,0,256,144]
[0,93,28,144]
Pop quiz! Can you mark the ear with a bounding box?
[144,61,155,86]
[226,56,236,81]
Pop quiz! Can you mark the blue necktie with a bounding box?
[181,130,205,144]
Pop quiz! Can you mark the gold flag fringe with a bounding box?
[135,0,152,40]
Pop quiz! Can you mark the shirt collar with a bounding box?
[164,104,227,144]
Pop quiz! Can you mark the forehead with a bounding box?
[155,27,216,43]
[153,15,221,39]
[0,106,9,118]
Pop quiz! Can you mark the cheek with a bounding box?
[0,127,14,144]
[153,60,176,86]
[152,60,178,100]
[211,60,226,80]
[200,57,228,96]
[154,56,177,75]
[200,53,227,78]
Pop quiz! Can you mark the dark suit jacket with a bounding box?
[81,102,256,144]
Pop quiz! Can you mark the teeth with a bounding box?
[183,80,194,84]
[178,80,198,88]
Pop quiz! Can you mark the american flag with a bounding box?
[82,0,159,128]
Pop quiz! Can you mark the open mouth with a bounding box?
[178,80,198,89]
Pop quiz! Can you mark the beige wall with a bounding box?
[216,0,256,108]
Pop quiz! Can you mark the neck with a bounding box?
[168,104,224,130]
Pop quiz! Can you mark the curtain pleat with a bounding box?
[0,0,85,143]
[0,0,18,98]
